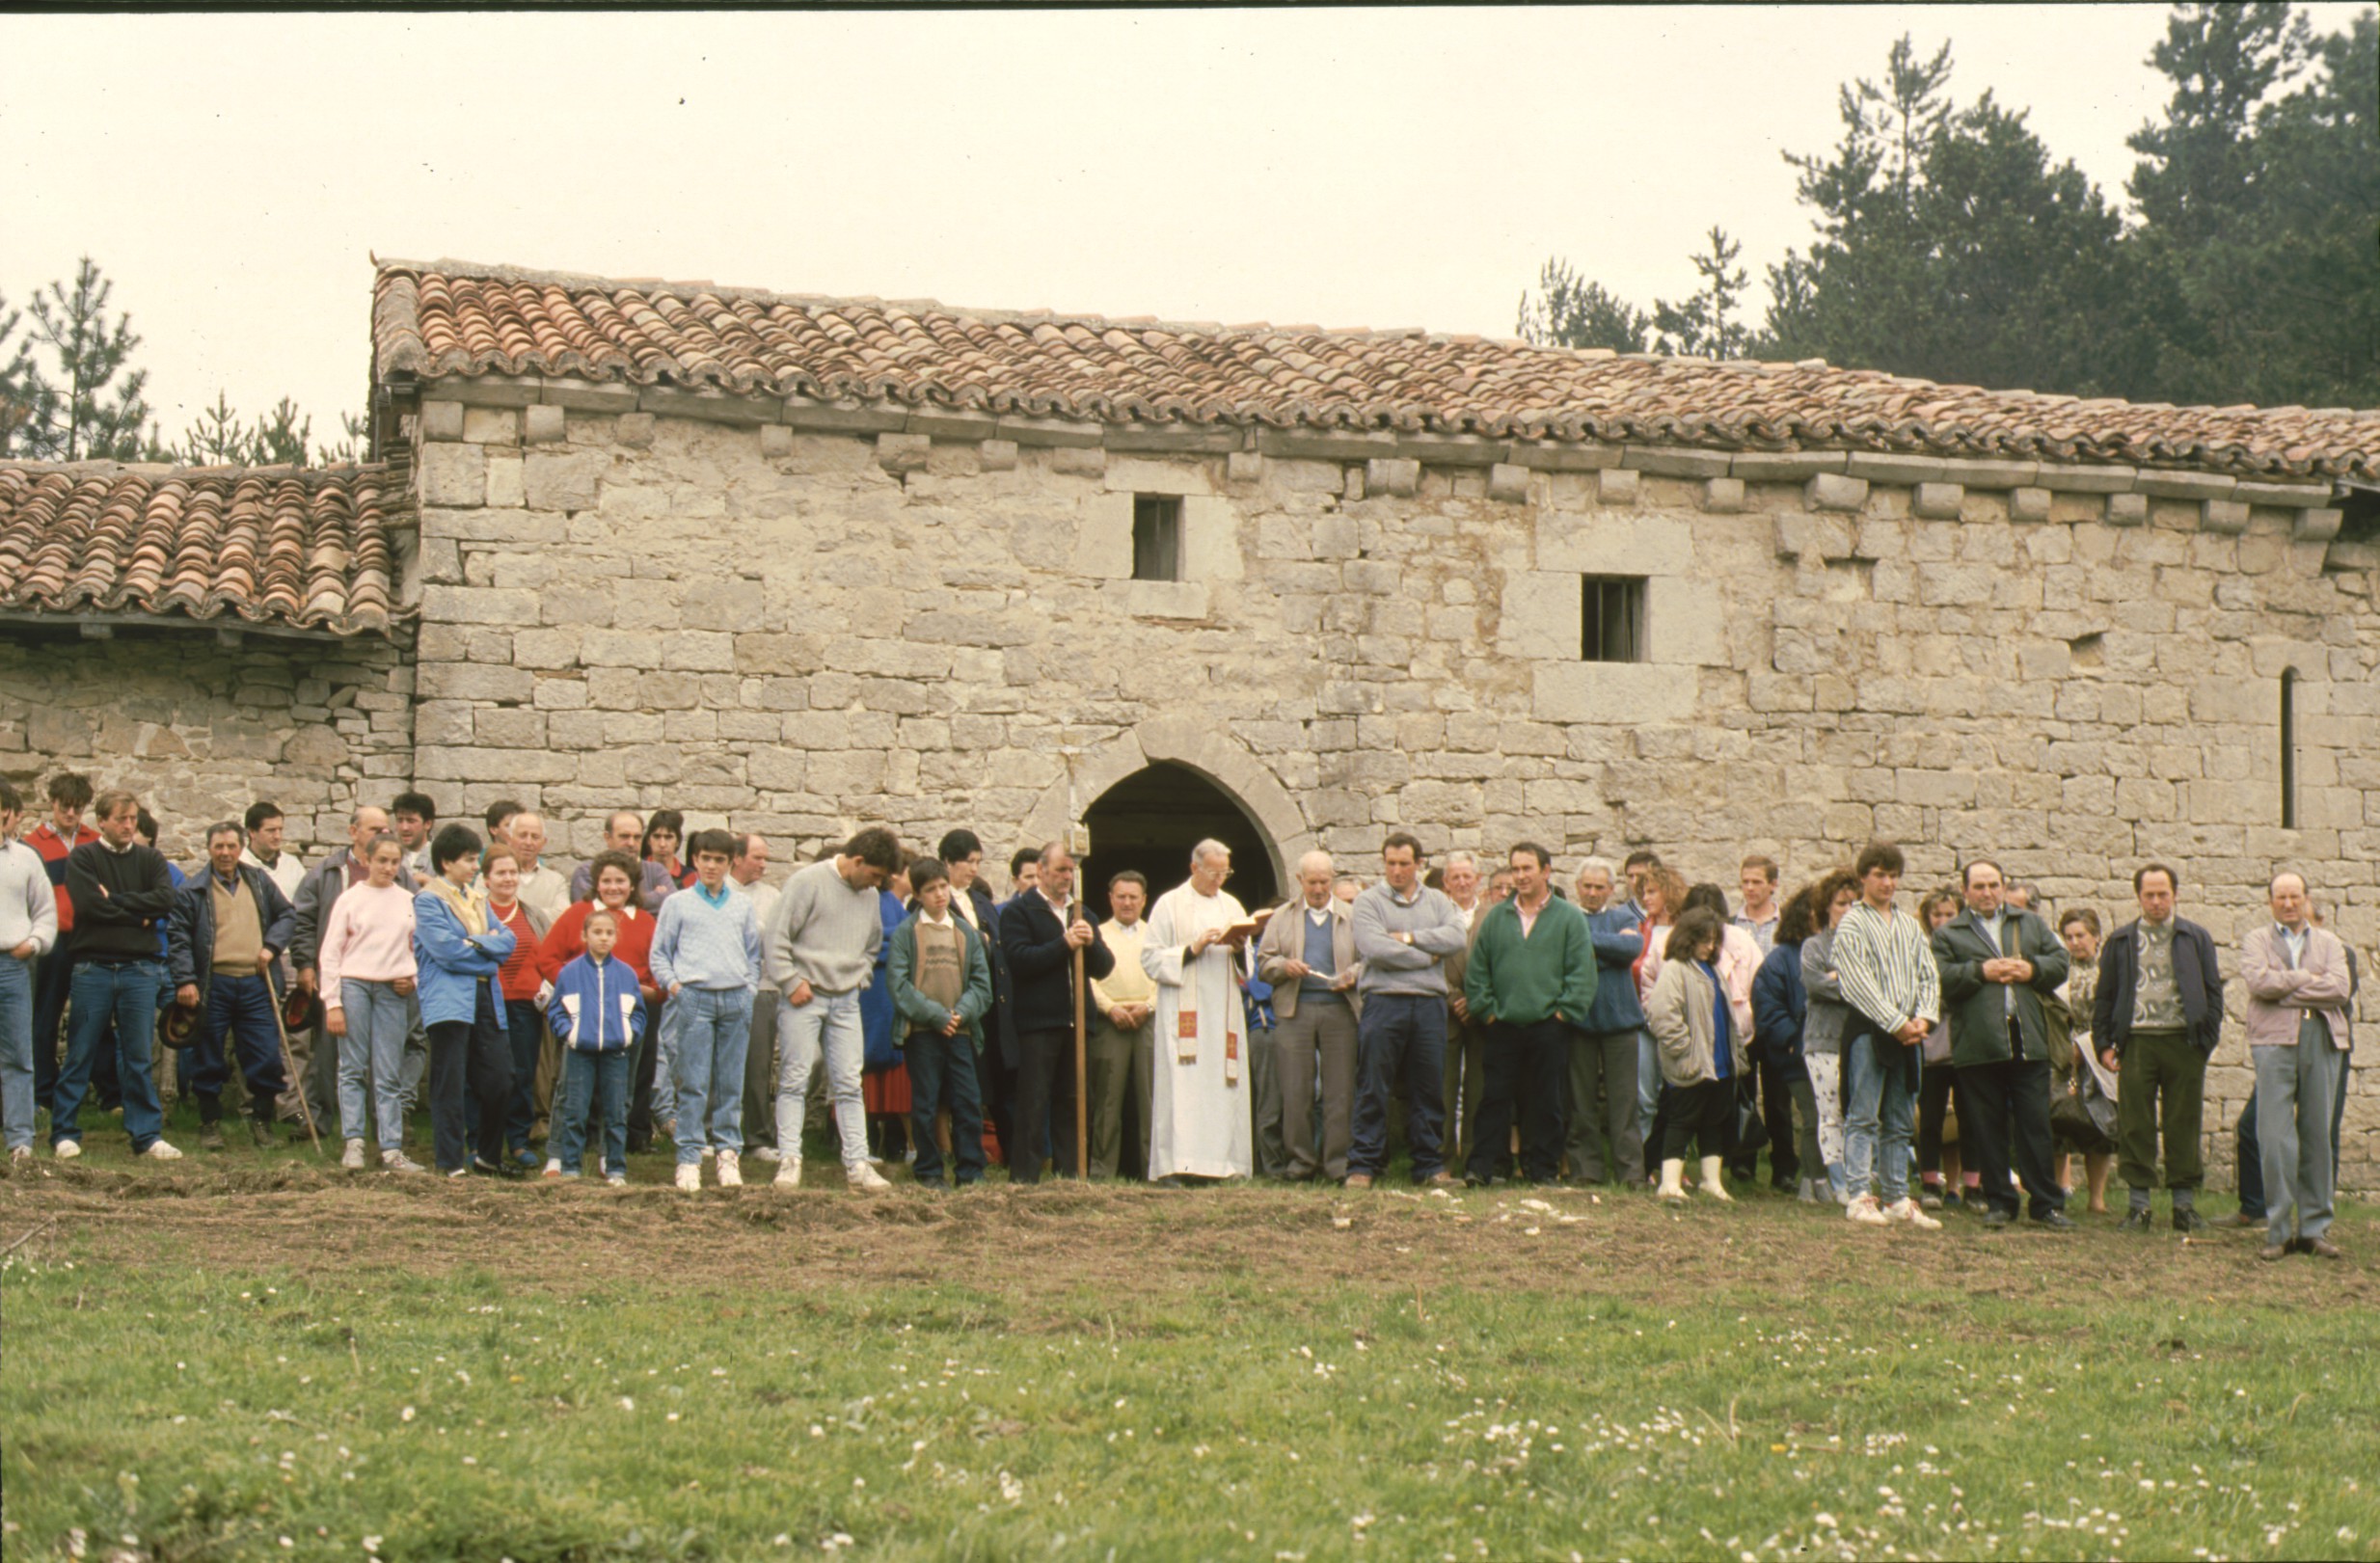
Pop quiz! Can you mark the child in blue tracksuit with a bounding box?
[546,908,645,1184]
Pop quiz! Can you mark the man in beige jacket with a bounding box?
[1256,850,1363,1181]
[2239,871,2353,1261]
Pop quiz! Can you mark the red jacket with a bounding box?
[539,900,656,988]
[28,822,97,933]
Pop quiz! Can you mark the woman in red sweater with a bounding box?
[541,850,663,1153]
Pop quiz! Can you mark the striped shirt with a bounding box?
[1830,899,1940,1037]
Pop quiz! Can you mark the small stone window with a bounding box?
[1132,495,1183,581]
[1581,576,1647,662]
[2280,669,2298,829]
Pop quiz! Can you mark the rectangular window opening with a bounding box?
[2280,669,2298,829]
[1581,576,1647,662]
[1132,495,1183,581]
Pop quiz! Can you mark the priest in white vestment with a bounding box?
[1141,840,1257,1181]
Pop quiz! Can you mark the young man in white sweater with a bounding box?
[762,827,904,1189]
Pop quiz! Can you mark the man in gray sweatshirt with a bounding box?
[1346,833,1471,1189]
[763,826,905,1190]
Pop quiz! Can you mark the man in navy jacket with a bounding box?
[998,841,1113,1183]
[2093,862,2225,1232]
[170,822,297,1149]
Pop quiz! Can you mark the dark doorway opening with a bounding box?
[1080,762,1281,922]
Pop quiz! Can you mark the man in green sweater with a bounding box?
[1462,843,1597,1187]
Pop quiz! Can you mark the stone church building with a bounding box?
[2,256,2375,1178]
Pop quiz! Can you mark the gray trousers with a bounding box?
[2255,1038,2340,1244]
[1274,997,1358,1181]
[1565,1027,1643,1183]
[1086,1015,1153,1179]
[1250,1025,1286,1178]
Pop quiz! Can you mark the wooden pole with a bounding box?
[1072,908,1089,1179]
[266,980,324,1155]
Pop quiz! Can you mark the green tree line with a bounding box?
[1518,3,2379,410]
[0,256,362,467]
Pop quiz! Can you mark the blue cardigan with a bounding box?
[1580,903,1647,1033]
[412,889,516,1028]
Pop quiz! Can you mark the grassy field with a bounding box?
[3,1119,2376,1563]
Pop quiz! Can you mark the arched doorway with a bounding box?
[1081,762,1281,920]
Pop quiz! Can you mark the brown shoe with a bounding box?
[1342,1173,1373,1190]
[2306,1236,2343,1260]
[2258,1242,2288,1262]
[1427,1171,1460,1189]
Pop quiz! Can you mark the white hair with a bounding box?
[1443,849,1478,872]
[1577,856,1615,881]
[1191,838,1231,866]
[1297,849,1334,876]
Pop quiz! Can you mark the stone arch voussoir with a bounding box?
[1020,715,1314,893]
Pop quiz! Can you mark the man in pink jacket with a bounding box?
[2239,871,2353,1262]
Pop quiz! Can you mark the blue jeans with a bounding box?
[671,986,752,1164]
[1350,993,1448,1181]
[554,1048,631,1177]
[1843,1031,1917,1203]
[338,979,417,1149]
[500,998,544,1158]
[905,1028,987,1186]
[56,959,168,1151]
[189,972,286,1122]
[0,954,35,1150]
[775,987,869,1168]
[1635,1027,1662,1156]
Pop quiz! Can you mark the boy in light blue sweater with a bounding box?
[651,829,763,1192]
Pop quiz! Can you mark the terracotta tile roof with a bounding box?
[0,461,407,635]
[373,258,2378,482]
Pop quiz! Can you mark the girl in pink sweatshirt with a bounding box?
[318,836,420,1171]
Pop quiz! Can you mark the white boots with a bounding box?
[1658,1157,1735,1203]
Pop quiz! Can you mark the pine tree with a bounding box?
[15,257,151,461]
[1515,258,1652,352]
[1652,227,1753,360]
[0,290,38,457]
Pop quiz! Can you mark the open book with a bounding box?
[1217,905,1276,948]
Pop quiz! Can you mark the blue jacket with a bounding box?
[167,865,296,996]
[1580,903,1647,1033]
[547,952,645,1053]
[412,889,516,1028]
[1750,939,1809,1081]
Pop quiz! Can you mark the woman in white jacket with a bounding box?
[1643,908,1748,1202]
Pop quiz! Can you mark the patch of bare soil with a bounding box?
[3,1161,2369,1325]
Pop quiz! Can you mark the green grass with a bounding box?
[4,1123,2376,1562]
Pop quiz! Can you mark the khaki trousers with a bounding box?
[1086,1015,1153,1179]
[1274,996,1357,1181]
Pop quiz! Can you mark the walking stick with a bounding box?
[1072,901,1088,1180]
[267,977,324,1155]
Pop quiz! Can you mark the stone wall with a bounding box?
[399,391,2377,1181]
[0,629,412,861]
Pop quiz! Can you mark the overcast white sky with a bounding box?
[1,4,2368,451]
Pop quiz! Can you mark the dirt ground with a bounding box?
[4,1160,2369,1324]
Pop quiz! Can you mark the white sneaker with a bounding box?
[341,1139,366,1171]
[773,1159,802,1189]
[847,1162,892,1192]
[717,1150,742,1188]
[9,1145,32,1165]
[544,1157,562,1177]
[382,1149,425,1174]
[673,1162,701,1193]
[446,1166,469,1179]
[55,1140,82,1160]
[605,1172,628,1187]
[751,1145,781,1164]
[145,1141,184,1161]
[1886,1198,1942,1231]
[1846,1194,1890,1226]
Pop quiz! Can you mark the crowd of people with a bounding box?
[0,771,2356,1259]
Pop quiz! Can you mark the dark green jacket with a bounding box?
[1463,895,1597,1028]
[887,911,993,1055]
[1931,907,2069,1066]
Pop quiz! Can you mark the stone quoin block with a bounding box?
[1699,477,1745,513]
[2009,486,2053,524]
[419,400,465,441]
[2201,499,2252,534]
[418,443,486,507]
[462,407,519,445]
[2105,493,2150,526]
[1595,468,1640,506]
[876,432,932,475]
